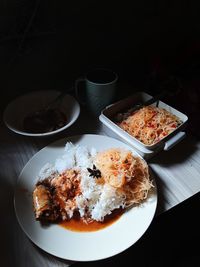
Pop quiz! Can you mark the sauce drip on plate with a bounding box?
[60,209,123,232]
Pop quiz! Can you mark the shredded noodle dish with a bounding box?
[32,144,154,224]
[117,105,182,145]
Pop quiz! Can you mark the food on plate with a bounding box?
[32,143,153,224]
[33,183,59,221]
[23,108,67,133]
[116,105,182,145]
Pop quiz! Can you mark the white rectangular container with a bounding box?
[99,91,188,159]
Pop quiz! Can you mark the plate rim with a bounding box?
[14,134,158,261]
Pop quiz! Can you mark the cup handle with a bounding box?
[75,77,86,105]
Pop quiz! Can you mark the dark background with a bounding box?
[1,0,200,137]
[0,2,200,266]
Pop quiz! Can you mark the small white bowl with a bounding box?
[3,90,80,137]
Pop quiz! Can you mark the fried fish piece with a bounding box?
[33,184,59,221]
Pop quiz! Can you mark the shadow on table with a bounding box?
[35,109,102,149]
[32,242,74,267]
[149,134,198,166]
[72,192,200,267]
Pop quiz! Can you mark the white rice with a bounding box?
[54,142,76,172]
[38,142,125,221]
[91,184,125,221]
[38,163,57,180]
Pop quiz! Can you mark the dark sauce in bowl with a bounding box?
[23,109,67,133]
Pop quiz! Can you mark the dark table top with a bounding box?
[73,191,200,267]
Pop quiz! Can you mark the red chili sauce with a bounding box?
[60,209,123,232]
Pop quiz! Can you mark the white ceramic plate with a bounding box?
[3,90,80,137]
[14,134,157,261]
